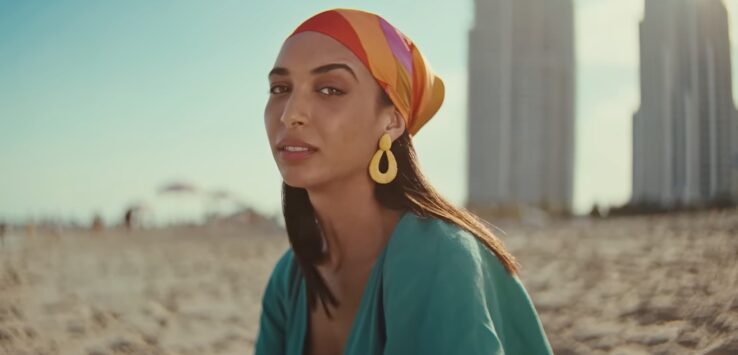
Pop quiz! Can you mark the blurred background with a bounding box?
[1,0,737,354]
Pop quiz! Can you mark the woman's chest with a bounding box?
[304,304,358,355]
[303,269,371,355]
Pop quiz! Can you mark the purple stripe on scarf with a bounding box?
[378,17,413,78]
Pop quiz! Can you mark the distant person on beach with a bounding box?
[0,222,5,245]
[124,208,135,231]
[254,8,553,355]
[91,214,104,233]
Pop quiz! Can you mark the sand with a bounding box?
[0,223,287,355]
[502,208,738,354]
[0,208,736,355]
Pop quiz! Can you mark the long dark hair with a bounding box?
[282,89,520,318]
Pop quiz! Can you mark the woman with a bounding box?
[255,8,553,355]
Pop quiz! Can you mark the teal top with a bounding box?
[254,210,553,355]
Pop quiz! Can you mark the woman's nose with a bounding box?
[280,92,309,127]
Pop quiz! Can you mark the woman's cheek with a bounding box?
[264,100,278,124]
[313,97,347,121]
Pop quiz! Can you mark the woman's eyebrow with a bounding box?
[310,63,358,82]
[268,67,288,78]
[268,63,358,82]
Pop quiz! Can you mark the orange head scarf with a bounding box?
[287,8,445,136]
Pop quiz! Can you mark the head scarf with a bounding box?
[287,8,445,137]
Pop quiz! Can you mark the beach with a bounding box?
[1,209,737,354]
[503,209,738,354]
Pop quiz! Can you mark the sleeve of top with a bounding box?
[383,227,505,355]
[253,250,292,355]
[382,222,552,355]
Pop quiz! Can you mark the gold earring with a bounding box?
[369,133,397,184]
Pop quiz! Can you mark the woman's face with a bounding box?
[265,31,401,190]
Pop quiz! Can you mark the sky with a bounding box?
[1,0,738,225]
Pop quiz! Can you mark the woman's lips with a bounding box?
[278,146,318,161]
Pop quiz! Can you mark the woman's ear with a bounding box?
[385,108,406,141]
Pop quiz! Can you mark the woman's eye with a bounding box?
[318,87,344,96]
[269,85,288,95]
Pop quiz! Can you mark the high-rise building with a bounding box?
[632,0,738,207]
[467,0,576,215]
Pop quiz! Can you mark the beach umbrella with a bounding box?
[157,181,202,224]
[158,182,198,194]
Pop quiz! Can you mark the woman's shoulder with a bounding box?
[383,212,553,354]
[386,211,510,278]
[381,212,552,354]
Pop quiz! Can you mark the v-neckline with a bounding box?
[298,210,411,355]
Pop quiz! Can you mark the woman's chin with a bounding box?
[281,172,320,189]
[283,180,308,189]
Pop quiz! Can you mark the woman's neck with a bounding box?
[307,176,402,273]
